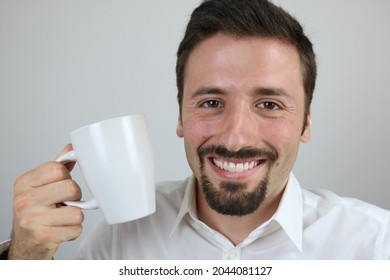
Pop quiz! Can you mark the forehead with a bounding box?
[183,33,304,96]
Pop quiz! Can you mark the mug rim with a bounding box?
[70,114,146,135]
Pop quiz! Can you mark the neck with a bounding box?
[196,182,284,246]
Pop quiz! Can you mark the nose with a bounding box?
[216,103,258,152]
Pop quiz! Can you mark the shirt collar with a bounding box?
[271,173,303,251]
[169,175,196,237]
[170,173,303,252]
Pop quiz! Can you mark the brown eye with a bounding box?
[260,101,280,110]
[202,100,220,108]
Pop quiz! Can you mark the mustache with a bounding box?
[198,145,278,163]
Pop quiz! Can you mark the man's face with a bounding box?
[177,33,311,216]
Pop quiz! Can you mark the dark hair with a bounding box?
[176,0,316,118]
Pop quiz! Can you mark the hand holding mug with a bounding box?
[10,145,84,259]
[9,115,156,259]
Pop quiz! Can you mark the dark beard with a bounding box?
[198,145,277,216]
[200,173,269,216]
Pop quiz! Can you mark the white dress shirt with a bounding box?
[76,174,390,259]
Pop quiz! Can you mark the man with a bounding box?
[1,0,389,259]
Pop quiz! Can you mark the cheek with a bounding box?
[181,117,215,175]
[264,119,302,151]
[264,122,301,182]
[182,116,216,146]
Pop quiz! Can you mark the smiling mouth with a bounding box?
[211,158,264,173]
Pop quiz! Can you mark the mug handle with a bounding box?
[55,150,98,210]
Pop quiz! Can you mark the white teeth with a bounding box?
[212,158,259,173]
[236,163,244,172]
[224,161,229,170]
[228,162,235,172]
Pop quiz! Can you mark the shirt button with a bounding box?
[192,222,201,230]
[227,251,237,260]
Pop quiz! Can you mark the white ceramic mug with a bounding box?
[56,115,156,224]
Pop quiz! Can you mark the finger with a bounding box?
[39,220,84,244]
[14,179,82,215]
[14,162,72,194]
[14,202,83,229]
[41,206,84,227]
[46,179,82,206]
[55,143,74,159]
[55,144,76,171]
[51,224,83,243]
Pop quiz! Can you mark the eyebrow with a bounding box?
[254,87,292,99]
[190,87,225,99]
[191,86,292,99]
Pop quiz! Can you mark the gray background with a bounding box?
[1,0,389,259]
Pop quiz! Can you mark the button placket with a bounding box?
[223,248,241,260]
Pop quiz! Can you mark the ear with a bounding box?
[300,106,311,143]
[176,113,184,138]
